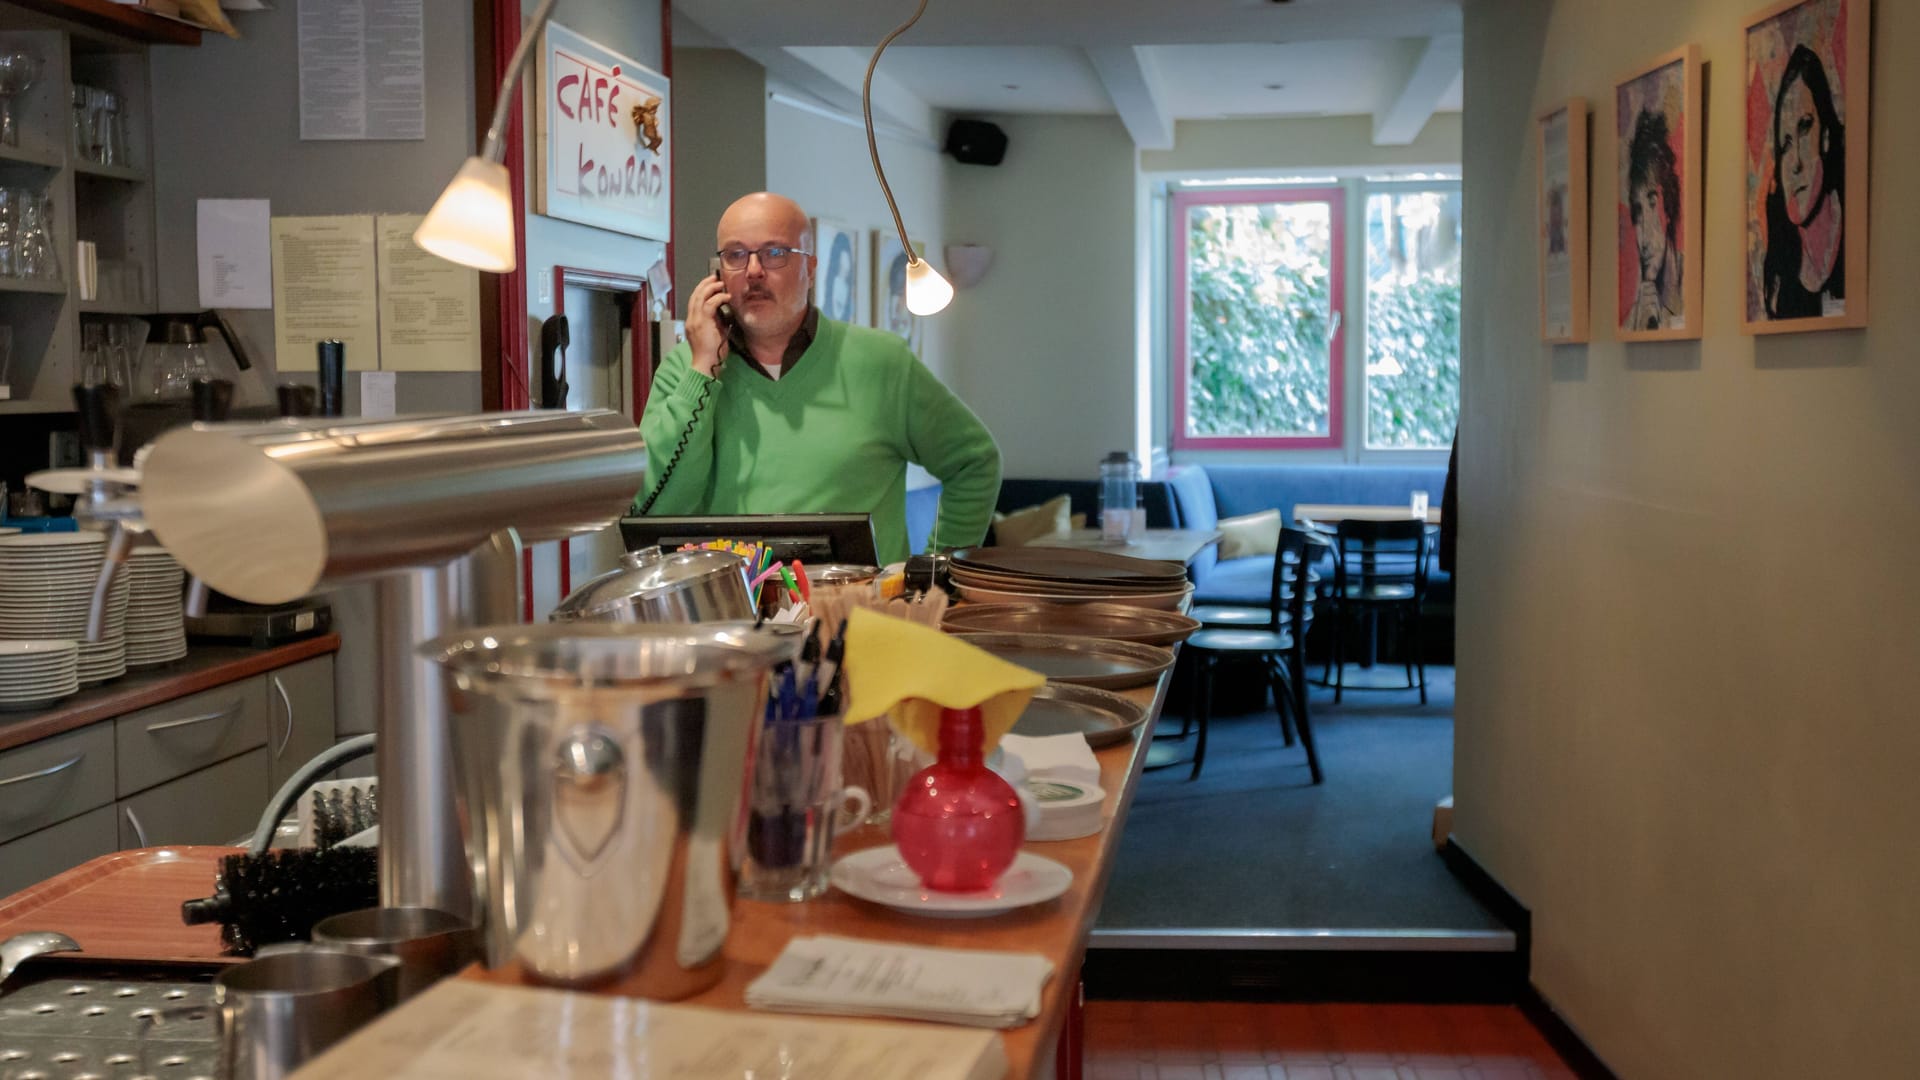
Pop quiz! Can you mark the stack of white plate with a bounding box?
[0,640,80,712]
[125,547,188,669]
[0,532,128,686]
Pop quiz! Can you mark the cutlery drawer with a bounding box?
[115,679,268,797]
[0,805,119,900]
[117,749,269,850]
[0,725,116,846]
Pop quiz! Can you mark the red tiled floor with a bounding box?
[1082,1001,1577,1080]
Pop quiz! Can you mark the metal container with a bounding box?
[810,563,881,586]
[210,949,401,1080]
[310,907,481,1002]
[423,621,803,995]
[549,545,753,624]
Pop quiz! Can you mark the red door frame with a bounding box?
[1169,186,1346,451]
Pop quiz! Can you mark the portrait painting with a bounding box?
[809,218,862,325]
[1539,99,1590,343]
[1742,0,1869,333]
[872,231,925,354]
[1615,46,1702,341]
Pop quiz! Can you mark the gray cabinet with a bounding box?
[0,724,114,846]
[0,806,118,899]
[268,655,336,791]
[117,749,269,849]
[114,681,268,798]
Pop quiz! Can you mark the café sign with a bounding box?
[536,22,671,242]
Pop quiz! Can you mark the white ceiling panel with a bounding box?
[886,47,1114,115]
[1150,41,1410,119]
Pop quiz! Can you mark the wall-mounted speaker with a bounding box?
[944,119,1008,166]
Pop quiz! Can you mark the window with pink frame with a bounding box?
[1171,186,1347,451]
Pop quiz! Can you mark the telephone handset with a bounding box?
[634,262,727,515]
[711,258,737,329]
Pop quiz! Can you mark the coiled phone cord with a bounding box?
[634,336,726,515]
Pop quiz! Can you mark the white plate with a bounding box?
[0,533,105,547]
[0,640,78,657]
[23,467,142,494]
[829,846,1073,918]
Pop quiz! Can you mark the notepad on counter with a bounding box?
[746,935,1055,1029]
[296,979,1008,1080]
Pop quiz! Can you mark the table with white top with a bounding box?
[1026,527,1224,567]
[1292,503,1442,528]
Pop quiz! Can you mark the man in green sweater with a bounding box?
[637,193,1000,564]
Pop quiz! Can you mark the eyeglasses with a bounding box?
[715,245,810,271]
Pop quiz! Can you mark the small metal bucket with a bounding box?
[422,621,802,996]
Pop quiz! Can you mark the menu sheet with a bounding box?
[298,0,426,141]
[271,215,380,372]
[294,980,1009,1080]
[375,214,480,371]
[745,935,1053,1028]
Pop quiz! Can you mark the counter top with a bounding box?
[473,670,1168,1079]
[0,660,1166,1080]
[0,634,341,753]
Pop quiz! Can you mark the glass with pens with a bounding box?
[740,626,870,902]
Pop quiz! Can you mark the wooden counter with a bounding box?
[469,670,1170,1080]
[0,634,340,753]
[0,665,1167,1080]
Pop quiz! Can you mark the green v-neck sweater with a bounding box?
[637,316,1001,563]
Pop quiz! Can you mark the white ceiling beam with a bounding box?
[780,45,940,142]
[1373,33,1461,146]
[1086,45,1173,151]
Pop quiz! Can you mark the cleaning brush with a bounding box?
[181,846,379,955]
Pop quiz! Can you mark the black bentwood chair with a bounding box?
[1181,527,1326,784]
[1324,518,1432,705]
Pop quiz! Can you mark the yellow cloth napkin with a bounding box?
[841,607,1045,756]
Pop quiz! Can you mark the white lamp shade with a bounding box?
[943,244,993,289]
[413,157,516,273]
[904,257,954,316]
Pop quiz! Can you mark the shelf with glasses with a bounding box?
[0,144,62,169]
[0,276,66,294]
[71,158,142,182]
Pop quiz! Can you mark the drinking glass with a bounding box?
[18,189,55,281]
[1410,490,1431,520]
[0,49,41,148]
[71,85,89,161]
[0,187,14,278]
[740,714,871,902]
[101,91,124,166]
[0,326,14,397]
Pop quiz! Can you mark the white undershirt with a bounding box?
[761,361,783,381]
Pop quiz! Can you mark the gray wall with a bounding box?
[149,2,480,415]
[1458,0,1920,1075]
[669,47,766,306]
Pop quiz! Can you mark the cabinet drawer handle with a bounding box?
[271,676,294,760]
[124,806,150,848]
[0,754,83,790]
[146,701,240,734]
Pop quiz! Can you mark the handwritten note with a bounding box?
[745,935,1053,1028]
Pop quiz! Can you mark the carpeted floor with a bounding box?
[1094,664,1508,933]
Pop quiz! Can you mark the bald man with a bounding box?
[635,193,1001,563]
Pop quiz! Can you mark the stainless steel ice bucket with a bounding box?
[422,621,802,995]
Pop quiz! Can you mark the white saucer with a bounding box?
[830,845,1073,918]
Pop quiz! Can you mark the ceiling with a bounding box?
[674,0,1464,148]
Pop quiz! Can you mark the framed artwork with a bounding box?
[809,218,862,325]
[1742,0,1869,334]
[871,231,925,353]
[1539,98,1590,343]
[1613,45,1703,342]
[535,22,671,241]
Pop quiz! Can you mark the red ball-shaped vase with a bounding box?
[891,706,1025,892]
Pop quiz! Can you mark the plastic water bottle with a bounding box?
[1100,451,1137,543]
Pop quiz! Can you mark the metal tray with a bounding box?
[0,956,222,1079]
[950,546,1188,584]
[952,580,1194,613]
[949,632,1174,690]
[1011,683,1151,748]
[942,603,1201,646]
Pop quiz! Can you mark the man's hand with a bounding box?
[685,274,734,377]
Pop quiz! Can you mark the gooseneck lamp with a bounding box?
[864,0,954,316]
[414,0,562,273]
